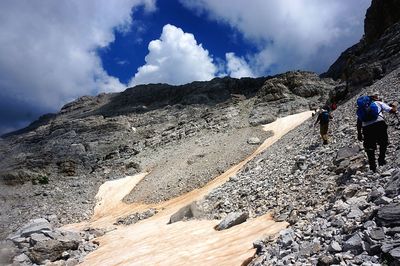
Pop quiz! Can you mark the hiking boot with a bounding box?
[323,140,328,145]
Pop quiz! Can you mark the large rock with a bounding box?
[376,203,400,227]
[334,146,360,165]
[168,202,204,224]
[343,233,366,255]
[8,218,52,239]
[215,212,249,231]
[28,236,80,264]
[385,170,400,197]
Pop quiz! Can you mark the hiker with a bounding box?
[356,92,398,172]
[314,106,333,145]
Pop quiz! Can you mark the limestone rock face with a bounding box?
[364,0,400,44]
[322,0,400,89]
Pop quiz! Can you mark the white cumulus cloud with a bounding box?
[0,0,155,134]
[180,0,371,75]
[225,52,255,78]
[130,24,217,86]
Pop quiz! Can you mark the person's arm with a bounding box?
[357,118,363,141]
[389,101,398,113]
[379,101,397,113]
[314,114,321,126]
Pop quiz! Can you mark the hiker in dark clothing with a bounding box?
[315,107,333,145]
[356,92,398,172]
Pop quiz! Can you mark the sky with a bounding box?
[0,0,371,135]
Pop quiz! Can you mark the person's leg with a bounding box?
[363,124,377,171]
[366,149,377,171]
[377,122,389,166]
[320,124,329,144]
[378,145,387,166]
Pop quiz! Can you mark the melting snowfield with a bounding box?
[66,111,312,265]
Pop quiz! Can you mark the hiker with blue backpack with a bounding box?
[356,92,398,172]
[314,106,333,145]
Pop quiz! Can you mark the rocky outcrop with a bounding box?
[322,0,400,90]
[3,218,104,265]
[364,0,400,44]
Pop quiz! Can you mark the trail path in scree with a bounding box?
[65,111,312,266]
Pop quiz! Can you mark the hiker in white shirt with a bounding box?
[357,92,398,172]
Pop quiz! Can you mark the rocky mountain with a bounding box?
[2,0,400,265]
[323,0,400,92]
[0,71,336,240]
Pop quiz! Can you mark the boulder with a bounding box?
[385,170,400,197]
[247,137,261,145]
[343,233,365,255]
[28,238,79,264]
[376,204,400,227]
[8,218,52,239]
[328,241,342,253]
[215,212,249,231]
[334,146,360,165]
[168,202,204,224]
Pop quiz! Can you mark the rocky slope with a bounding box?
[0,71,336,242]
[189,67,400,265]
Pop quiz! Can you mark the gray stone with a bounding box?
[343,233,365,255]
[247,137,261,145]
[333,200,350,213]
[65,258,80,266]
[389,247,400,260]
[376,203,400,227]
[374,196,393,205]
[318,255,334,266]
[385,173,400,197]
[30,233,51,245]
[9,218,52,239]
[329,241,342,253]
[387,227,400,236]
[335,146,360,165]
[28,236,80,264]
[11,237,28,245]
[343,185,360,200]
[215,212,249,231]
[278,229,295,248]
[13,253,30,263]
[381,240,400,253]
[347,207,364,219]
[168,202,204,224]
[368,228,385,241]
[367,187,385,202]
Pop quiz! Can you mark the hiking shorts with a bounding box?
[362,121,388,151]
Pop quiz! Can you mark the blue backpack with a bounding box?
[320,111,330,123]
[356,96,380,122]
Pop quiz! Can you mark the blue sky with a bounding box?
[0,0,371,135]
